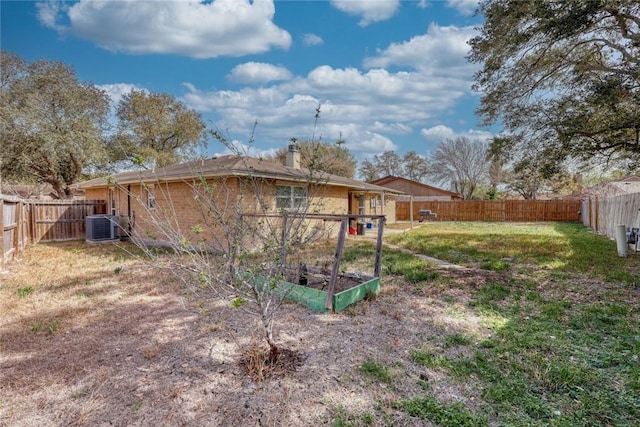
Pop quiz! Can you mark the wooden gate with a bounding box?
[28,200,107,243]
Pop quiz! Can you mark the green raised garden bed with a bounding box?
[277,276,380,313]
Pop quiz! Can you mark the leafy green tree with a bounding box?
[469,0,640,166]
[0,51,109,198]
[111,89,207,168]
[489,135,575,199]
[271,139,356,178]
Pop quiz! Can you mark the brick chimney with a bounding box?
[285,144,301,169]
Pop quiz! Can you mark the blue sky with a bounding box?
[1,0,494,165]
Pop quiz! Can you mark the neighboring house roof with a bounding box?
[571,175,640,198]
[1,183,84,199]
[78,155,406,195]
[369,175,461,199]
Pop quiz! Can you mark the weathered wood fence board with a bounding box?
[1,196,28,269]
[28,200,107,243]
[1,197,107,268]
[397,200,582,222]
[582,193,640,240]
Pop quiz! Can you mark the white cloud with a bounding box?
[446,0,479,16]
[211,140,279,159]
[420,125,493,146]
[36,1,67,31]
[181,61,473,156]
[37,0,291,58]
[302,33,324,46]
[364,23,478,79]
[227,62,292,84]
[330,0,400,26]
[96,83,145,105]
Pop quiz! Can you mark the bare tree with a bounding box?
[358,159,379,182]
[402,151,429,182]
[119,130,349,364]
[428,137,490,199]
[373,151,403,177]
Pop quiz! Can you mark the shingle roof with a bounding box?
[78,155,406,195]
[370,175,460,197]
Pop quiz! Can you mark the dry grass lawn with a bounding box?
[0,237,549,426]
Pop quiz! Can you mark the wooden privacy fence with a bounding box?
[397,199,582,222]
[582,193,640,240]
[1,197,107,268]
[1,196,28,270]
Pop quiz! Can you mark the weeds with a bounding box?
[16,286,34,297]
[359,359,393,384]
[331,406,374,427]
[31,318,61,337]
[393,395,487,427]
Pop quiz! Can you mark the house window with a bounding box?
[276,185,307,209]
[147,186,156,210]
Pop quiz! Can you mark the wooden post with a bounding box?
[410,195,414,229]
[374,216,385,278]
[13,199,20,257]
[281,212,287,266]
[1,196,4,270]
[325,219,348,311]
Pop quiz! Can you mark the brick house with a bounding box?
[370,176,461,201]
[78,146,404,247]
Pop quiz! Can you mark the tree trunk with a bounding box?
[262,315,279,362]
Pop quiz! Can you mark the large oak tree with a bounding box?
[271,140,356,178]
[469,0,640,167]
[110,89,207,168]
[1,51,110,198]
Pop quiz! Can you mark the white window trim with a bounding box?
[147,185,156,210]
[276,184,307,210]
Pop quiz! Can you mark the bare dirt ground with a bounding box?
[1,239,504,427]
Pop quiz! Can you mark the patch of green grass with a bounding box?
[387,222,640,282]
[331,406,374,427]
[436,288,638,424]
[31,321,45,333]
[410,347,450,370]
[31,318,61,337]
[359,360,393,384]
[342,242,376,263]
[444,332,471,348]
[468,281,511,312]
[479,259,511,272]
[393,395,488,427]
[343,242,440,283]
[381,250,438,283]
[605,269,640,286]
[16,286,34,297]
